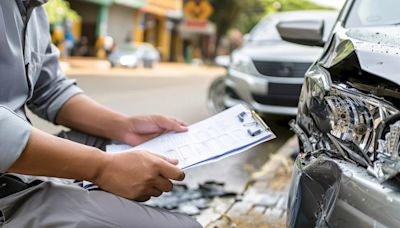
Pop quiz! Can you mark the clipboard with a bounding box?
[106,104,276,170]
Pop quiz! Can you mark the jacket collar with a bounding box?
[16,0,47,18]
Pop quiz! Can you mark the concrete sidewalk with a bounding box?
[196,137,297,228]
[60,57,226,78]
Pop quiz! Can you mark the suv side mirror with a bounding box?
[277,20,325,47]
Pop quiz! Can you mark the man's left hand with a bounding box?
[119,115,188,145]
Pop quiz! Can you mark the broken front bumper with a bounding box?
[287,155,400,228]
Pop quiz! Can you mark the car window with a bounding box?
[346,0,400,27]
[120,44,138,52]
[249,19,281,42]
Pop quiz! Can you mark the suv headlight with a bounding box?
[294,66,400,182]
[229,52,257,75]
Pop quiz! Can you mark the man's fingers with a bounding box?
[157,160,185,181]
[135,196,151,202]
[149,188,163,197]
[152,153,179,165]
[153,176,174,192]
[173,118,188,127]
[153,115,188,132]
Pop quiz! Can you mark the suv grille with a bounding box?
[253,61,311,78]
[252,83,302,107]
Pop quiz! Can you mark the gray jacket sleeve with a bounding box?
[0,106,32,172]
[27,43,83,123]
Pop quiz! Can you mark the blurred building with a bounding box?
[67,0,144,56]
[179,0,216,63]
[67,0,183,60]
[136,0,183,61]
[63,0,216,62]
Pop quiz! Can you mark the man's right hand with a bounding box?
[93,151,185,201]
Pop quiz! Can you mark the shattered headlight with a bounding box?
[292,66,400,182]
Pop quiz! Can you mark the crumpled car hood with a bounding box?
[322,26,400,84]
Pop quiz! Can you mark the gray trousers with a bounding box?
[0,131,201,228]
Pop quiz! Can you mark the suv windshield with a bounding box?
[346,0,400,27]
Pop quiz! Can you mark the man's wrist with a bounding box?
[86,148,112,183]
[109,115,132,144]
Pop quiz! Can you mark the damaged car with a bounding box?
[278,0,400,227]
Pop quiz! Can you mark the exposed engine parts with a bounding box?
[377,120,400,159]
[292,83,400,182]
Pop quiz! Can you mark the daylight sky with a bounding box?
[311,0,346,9]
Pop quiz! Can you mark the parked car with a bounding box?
[208,10,337,115]
[108,43,160,69]
[280,0,400,227]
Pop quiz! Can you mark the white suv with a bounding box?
[209,10,337,116]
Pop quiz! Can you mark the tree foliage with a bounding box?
[209,0,334,36]
[263,0,334,15]
[209,0,241,40]
[43,0,81,25]
[233,0,265,34]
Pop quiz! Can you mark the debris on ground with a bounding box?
[197,136,298,227]
[146,181,237,216]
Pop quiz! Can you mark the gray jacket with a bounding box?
[0,0,82,172]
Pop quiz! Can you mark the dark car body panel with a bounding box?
[288,155,400,228]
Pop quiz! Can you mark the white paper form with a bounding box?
[106,104,276,169]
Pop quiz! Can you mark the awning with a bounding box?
[142,0,183,19]
[179,20,216,35]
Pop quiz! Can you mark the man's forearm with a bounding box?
[8,128,108,182]
[56,94,128,142]
[8,128,185,201]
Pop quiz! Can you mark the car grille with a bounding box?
[252,61,311,78]
[252,83,302,107]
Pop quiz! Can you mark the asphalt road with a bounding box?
[29,68,294,192]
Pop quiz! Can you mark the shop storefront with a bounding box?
[135,0,183,61]
[179,0,215,63]
[68,0,144,56]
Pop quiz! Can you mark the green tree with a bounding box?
[233,0,265,34]
[210,0,333,38]
[43,0,80,25]
[263,0,334,15]
[209,0,240,50]
[207,0,334,56]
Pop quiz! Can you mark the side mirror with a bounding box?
[277,20,325,47]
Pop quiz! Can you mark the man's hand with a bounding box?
[93,151,185,201]
[118,115,188,145]
[56,95,188,145]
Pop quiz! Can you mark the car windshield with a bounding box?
[248,19,281,42]
[346,0,400,27]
